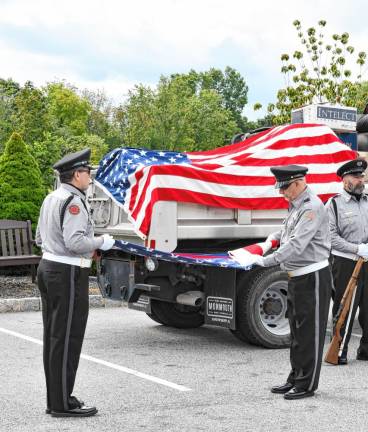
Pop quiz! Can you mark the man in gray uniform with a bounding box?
[328,158,368,365]
[36,148,114,417]
[252,165,332,400]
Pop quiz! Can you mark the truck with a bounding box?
[90,104,362,349]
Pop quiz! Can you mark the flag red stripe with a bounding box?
[186,123,324,157]
[233,150,354,165]
[266,133,339,149]
[137,188,336,236]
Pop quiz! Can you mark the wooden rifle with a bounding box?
[324,257,364,365]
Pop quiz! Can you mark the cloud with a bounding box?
[0,0,367,119]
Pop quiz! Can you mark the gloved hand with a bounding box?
[358,243,368,258]
[266,233,276,243]
[99,234,115,251]
[252,255,265,267]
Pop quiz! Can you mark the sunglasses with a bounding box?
[279,181,296,191]
[77,168,91,175]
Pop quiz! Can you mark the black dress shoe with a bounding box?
[271,382,294,394]
[284,387,315,400]
[46,396,85,414]
[357,349,368,360]
[51,406,98,417]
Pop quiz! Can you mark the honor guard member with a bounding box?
[327,158,368,365]
[251,165,332,400]
[36,148,115,417]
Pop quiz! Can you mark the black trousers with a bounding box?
[286,266,332,391]
[37,259,90,411]
[332,256,368,357]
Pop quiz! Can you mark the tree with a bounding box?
[13,81,50,146]
[255,20,368,124]
[0,133,45,225]
[82,88,125,151]
[32,132,64,190]
[0,78,21,152]
[170,67,249,130]
[46,82,92,137]
[121,71,239,151]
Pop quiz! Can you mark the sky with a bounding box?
[0,0,366,121]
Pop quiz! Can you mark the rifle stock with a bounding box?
[324,257,364,365]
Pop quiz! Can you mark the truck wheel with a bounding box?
[231,267,290,349]
[146,310,166,325]
[150,299,204,329]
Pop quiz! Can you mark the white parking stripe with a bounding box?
[0,327,191,392]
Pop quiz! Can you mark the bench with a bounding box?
[0,219,41,283]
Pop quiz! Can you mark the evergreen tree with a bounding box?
[0,132,45,226]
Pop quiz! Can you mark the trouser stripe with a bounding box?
[309,271,319,392]
[62,266,75,410]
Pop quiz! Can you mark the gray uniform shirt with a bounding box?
[327,189,368,258]
[263,186,330,271]
[36,183,103,258]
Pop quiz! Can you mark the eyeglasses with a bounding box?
[77,168,91,175]
[279,181,295,191]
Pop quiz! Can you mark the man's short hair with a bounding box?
[59,169,76,184]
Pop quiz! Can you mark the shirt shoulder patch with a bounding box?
[68,204,80,215]
[304,211,315,220]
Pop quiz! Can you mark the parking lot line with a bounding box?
[0,327,191,392]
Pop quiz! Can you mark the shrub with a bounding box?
[0,132,45,226]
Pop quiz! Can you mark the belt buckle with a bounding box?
[80,257,86,268]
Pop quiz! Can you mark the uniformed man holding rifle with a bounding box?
[327,158,368,365]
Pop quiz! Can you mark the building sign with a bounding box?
[317,106,357,123]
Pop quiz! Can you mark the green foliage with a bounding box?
[31,133,63,190]
[242,114,274,133]
[60,133,108,165]
[256,20,368,125]
[121,70,240,151]
[0,133,45,226]
[46,82,92,136]
[0,78,21,152]
[170,67,248,130]
[13,81,50,145]
[0,66,249,205]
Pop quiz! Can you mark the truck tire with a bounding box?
[357,114,368,133]
[231,267,290,349]
[146,310,167,325]
[150,299,204,329]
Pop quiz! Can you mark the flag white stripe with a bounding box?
[188,125,338,162]
[213,163,349,175]
[133,174,343,229]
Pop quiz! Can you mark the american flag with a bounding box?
[95,123,356,239]
[112,238,278,270]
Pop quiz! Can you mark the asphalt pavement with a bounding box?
[0,307,367,432]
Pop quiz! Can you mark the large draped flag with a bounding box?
[112,239,279,270]
[95,123,356,239]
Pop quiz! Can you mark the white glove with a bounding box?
[252,255,265,267]
[266,233,276,243]
[99,234,115,251]
[357,243,368,258]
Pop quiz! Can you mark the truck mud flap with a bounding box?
[128,295,151,313]
[97,253,159,304]
[204,267,236,330]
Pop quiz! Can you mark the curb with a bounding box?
[0,295,125,313]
